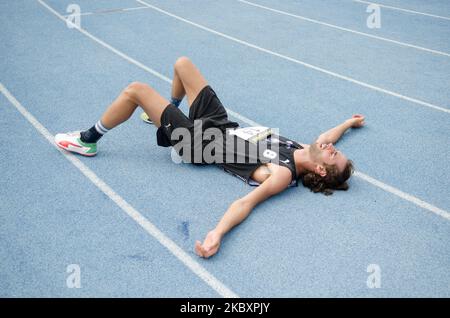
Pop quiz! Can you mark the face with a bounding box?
[309,142,348,174]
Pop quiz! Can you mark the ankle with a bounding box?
[170,97,183,107]
[80,120,109,143]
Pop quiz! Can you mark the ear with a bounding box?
[315,164,327,177]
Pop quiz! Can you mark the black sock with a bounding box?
[80,126,102,143]
[80,120,110,143]
[171,97,182,107]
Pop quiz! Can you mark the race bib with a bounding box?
[229,126,273,144]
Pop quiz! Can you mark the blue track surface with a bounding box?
[1,0,449,297]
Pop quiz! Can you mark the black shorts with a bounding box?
[156,85,239,149]
[156,86,268,183]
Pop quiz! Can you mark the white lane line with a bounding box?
[0,82,238,298]
[40,0,172,83]
[353,0,450,21]
[355,172,450,221]
[35,1,449,223]
[135,0,450,115]
[39,0,260,127]
[124,6,150,12]
[238,0,450,58]
[62,6,149,17]
[36,0,240,298]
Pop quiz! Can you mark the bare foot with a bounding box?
[195,230,222,258]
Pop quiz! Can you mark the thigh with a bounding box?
[175,57,208,107]
[156,105,194,147]
[128,82,169,127]
[188,86,227,120]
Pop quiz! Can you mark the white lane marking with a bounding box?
[238,0,450,57]
[40,0,260,127]
[355,172,450,221]
[62,6,149,17]
[353,0,450,21]
[135,0,450,114]
[39,0,172,84]
[35,1,449,224]
[0,82,239,298]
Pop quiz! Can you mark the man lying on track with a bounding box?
[55,57,365,258]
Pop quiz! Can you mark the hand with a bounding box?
[195,230,222,259]
[347,114,365,128]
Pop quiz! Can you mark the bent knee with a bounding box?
[126,81,151,93]
[174,56,192,71]
[124,81,152,101]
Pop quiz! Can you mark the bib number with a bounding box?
[262,149,277,160]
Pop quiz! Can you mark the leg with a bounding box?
[172,56,208,107]
[102,82,169,128]
[55,82,169,156]
[141,57,207,125]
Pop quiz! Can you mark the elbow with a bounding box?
[316,134,328,144]
[234,198,246,208]
[235,198,253,211]
[239,197,261,213]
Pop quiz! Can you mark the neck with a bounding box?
[294,147,316,176]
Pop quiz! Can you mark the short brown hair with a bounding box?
[301,160,354,195]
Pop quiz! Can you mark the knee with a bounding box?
[174,56,191,71]
[123,81,151,102]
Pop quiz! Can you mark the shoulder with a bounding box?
[241,165,291,207]
[299,143,309,149]
[266,164,292,189]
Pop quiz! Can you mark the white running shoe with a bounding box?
[54,131,97,156]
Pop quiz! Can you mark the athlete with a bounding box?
[55,57,365,258]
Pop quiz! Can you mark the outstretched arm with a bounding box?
[316,114,365,145]
[195,167,292,258]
